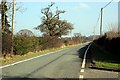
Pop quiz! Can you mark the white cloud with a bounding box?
[79,3,89,9]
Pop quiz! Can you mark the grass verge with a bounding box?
[91,43,120,70]
[1,44,80,66]
[94,61,120,70]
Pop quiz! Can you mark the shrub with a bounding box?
[2,33,12,57]
[41,35,63,50]
[13,36,34,55]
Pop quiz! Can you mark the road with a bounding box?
[1,43,119,80]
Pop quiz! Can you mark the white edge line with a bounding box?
[81,43,92,68]
[0,49,66,69]
[79,43,92,79]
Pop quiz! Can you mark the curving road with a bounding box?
[1,43,119,80]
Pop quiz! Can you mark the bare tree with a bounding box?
[35,2,73,37]
[16,29,34,37]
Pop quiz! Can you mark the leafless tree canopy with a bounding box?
[35,2,73,37]
[16,29,34,37]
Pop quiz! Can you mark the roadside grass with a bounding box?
[1,44,80,66]
[94,61,120,70]
[91,43,120,70]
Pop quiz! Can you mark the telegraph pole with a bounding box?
[11,0,16,54]
[99,0,113,36]
[100,8,103,35]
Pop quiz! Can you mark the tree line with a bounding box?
[1,1,86,58]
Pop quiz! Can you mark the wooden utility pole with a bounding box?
[100,8,103,35]
[11,0,16,54]
[99,0,113,35]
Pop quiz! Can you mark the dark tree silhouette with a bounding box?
[1,1,12,58]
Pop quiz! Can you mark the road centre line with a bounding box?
[80,69,84,72]
[79,75,84,78]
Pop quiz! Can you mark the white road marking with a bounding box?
[79,43,92,79]
[82,43,91,68]
[80,69,84,72]
[79,75,84,78]
[0,49,66,69]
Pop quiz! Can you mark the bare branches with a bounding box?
[36,2,73,37]
[41,2,54,19]
[16,29,34,37]
[48,2,55,7]
[41,2,65,20]
[53,7,65,19]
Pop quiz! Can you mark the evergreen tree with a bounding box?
[1,0,12,58]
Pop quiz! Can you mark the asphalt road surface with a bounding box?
[1,43,119,80]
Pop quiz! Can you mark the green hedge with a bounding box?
[13,35,84,55]
[13,35,64,55]
[13,36,38,55]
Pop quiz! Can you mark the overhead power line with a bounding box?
[103,0,113,9]
[93,12,100,34]
[93,12,100,40]
[95,13,101,28]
